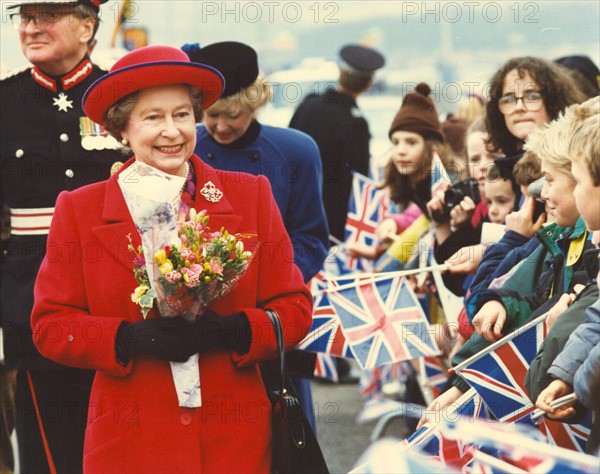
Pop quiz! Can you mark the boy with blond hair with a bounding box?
[534,96,600,454]
[422,106,596,418]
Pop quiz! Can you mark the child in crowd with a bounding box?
[449,117,495,229]
[347,83,449,261]
[532,96,600,454]
[428,117,500,295]
[421,103,594,419]
[482,164,519,225]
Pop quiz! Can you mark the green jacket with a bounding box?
[524,281,598,414]
[452,218,592,392]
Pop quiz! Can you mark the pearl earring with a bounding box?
[121,138,129,146]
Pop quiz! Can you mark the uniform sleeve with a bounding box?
[347,116,371,177]
[31,192,133,377]
[232,175,313,367]
[283,136,329,282]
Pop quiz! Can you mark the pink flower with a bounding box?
[165,271,182,284]
[180,248,191,260]
[207,258,223,276]
[182,264,202,287]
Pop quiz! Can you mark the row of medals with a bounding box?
[79,116,120,151]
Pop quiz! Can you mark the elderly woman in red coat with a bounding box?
[31,45,312,473]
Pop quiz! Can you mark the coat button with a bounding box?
[251,153,259,162]
[15,149,24,158]
[67,335,74,342]
[65,169,74,178]
[60,133,69,142]
[180,413,192,425]
[207,153,214,160]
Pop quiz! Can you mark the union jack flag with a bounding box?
[469,449,528,474]
[447,418,599,474]
[538,412,592,454]
[309,270,329,296]
[313,353,339,382]
[453,314,591,452]
[431,151,452,195]
[418,356,449,404]
[344,172,396,271]
[453,315,548,423]
[327,275,440,370]
[322,244,353,276]
[402,389,487,468]
[297,293,353,358]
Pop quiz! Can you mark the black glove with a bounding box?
[115,317,200,364]
[115,312,252,365]
[195,310,252,354]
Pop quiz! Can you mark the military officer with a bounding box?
[0,1,123,472]
[289,44,385,242]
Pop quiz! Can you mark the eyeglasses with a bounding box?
[498,91,544,114]
[10,10,77,30]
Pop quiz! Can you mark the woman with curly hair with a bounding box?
[485,56,585,157]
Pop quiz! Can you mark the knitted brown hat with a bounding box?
[441,115,469,154]
[388,83,444,142]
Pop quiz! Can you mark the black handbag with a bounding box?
[262,309,329,474]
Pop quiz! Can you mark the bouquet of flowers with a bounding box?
[127,207,255,321]
[118,161,256,408]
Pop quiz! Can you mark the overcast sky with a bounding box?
[2,1,598,73]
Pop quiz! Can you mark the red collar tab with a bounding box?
[31,58,93,92]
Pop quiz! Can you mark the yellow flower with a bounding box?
[159,260,174,275]
[131,285,149,304]
[154,249,167,264]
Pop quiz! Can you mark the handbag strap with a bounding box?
[265,309,286,402]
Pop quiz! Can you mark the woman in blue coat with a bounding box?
[186,41,329,284]
[185,41,329,429]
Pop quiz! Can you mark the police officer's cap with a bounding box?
[555,55,600,91]
[185,41,259,98]
[339,44,385,78]
[7,0,108,11]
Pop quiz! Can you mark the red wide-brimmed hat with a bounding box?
[83,45,225,126]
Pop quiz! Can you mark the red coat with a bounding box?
[31,156,312,473]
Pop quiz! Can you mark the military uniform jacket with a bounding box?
[196,122,329,282]
[289,88,371,241]
[0,56,123,369]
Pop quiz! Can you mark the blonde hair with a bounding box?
[207,74,271,117]
[523,113,574,180]
[458,97,486,123]
[567,96,600,185]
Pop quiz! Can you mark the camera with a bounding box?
[527,177,547,222]
[432,177,481,222]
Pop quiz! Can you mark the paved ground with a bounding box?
[311,380,413,473]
